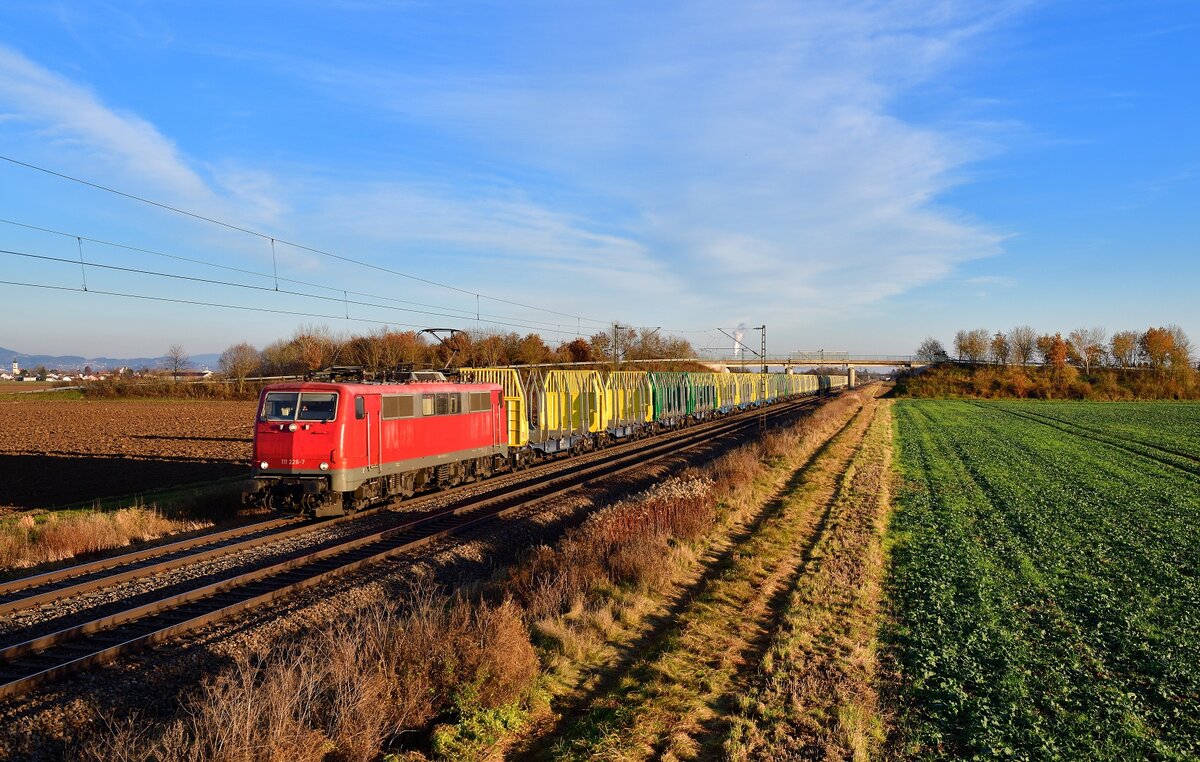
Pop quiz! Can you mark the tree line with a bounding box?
[209,324,696,390]
[905,325,1198,400]
[916,325,1194,375]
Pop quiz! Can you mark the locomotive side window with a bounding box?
[469,392,491,412]
[382,395,416,419]
[298,392,338,421]
[435,394,451,415]
[355,396,365,420]
[421,394,435,416]
[262,392,299,421]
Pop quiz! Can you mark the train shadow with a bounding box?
[0,453,247,510]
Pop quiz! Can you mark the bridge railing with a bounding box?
[789,352,916,365]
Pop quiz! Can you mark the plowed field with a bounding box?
[0,399,256,510]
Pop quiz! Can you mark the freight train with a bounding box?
[243,367,849,516]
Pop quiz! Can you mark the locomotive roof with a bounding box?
[261,380,503,394]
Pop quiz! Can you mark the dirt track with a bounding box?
[0,400,255,510]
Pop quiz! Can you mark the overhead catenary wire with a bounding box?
[0,246,595,337]
[0,153,615,327]
[0,217,600,332]
[0,276,592,338]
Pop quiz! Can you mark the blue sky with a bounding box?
[0,1,1196,359]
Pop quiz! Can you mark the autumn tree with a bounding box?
[560,338,594,363]
[430,331,472,368]
[589,326,638,364]
[219,342,261,393]
[471,332,509,367]
[914,337,948,364]
[1009,325,1037,366]
[1139,327,1174,370]
[379,331,427,368]
[954,328,990,364]
[165,344,190,382]
[291,325,342,372]
[514,333,551,365]
[1043,333,1070,371]
[990,332,1011,365]
[1109,331,1139,368]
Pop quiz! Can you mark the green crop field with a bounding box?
[887,400,1200,760]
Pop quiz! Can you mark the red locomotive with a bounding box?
[244,370,508,516]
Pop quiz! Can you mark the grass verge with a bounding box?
[723,398,894,760]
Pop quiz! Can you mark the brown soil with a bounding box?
[0,400,255,509]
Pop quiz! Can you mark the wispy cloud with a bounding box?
[964,275,1017,287]
[271,1,1015,329]
[0,2,1024,345]
[0,44,209,199]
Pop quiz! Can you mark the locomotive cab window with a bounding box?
[262,392,299,421]
[298,392,338,421]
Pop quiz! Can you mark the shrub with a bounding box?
[80,588,538,762]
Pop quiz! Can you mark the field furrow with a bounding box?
[887,400,1200,759]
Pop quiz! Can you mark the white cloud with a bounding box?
[0,44,209,199]
[0,3,1026,349]
[278,1,1016,338]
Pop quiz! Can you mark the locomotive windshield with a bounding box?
[261,392,339,421]
[298,393,338,421]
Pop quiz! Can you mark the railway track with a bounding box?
[0,395,823,700]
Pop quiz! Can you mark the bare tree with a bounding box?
[1067,327,1106,374]
[165,344,190,382]
[1009,325,1037,366]
[915,337,948,364]
[1167,324,1193,373]
[219,342,261,393]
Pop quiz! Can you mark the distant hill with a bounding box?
[0,346,220,372]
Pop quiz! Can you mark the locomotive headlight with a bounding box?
[319,462,329,471]
[288,423,298,432]
[259,461,269,470]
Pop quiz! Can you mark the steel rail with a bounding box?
[0,396,821,700]
[0,394,807,616]
[0,516,298,600]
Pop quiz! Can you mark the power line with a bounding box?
[0,246,593,337]
[0,217,598,331]
[0,277,417,327]
[0,153,615,327]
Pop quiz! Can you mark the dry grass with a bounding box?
[81,587,538,762]
[77,392,872,762]
[724,398,894,761]
[539,392,877,760]
[0,507,209,572]
[495,391,873,759]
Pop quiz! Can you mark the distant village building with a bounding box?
[11,359,18,377]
